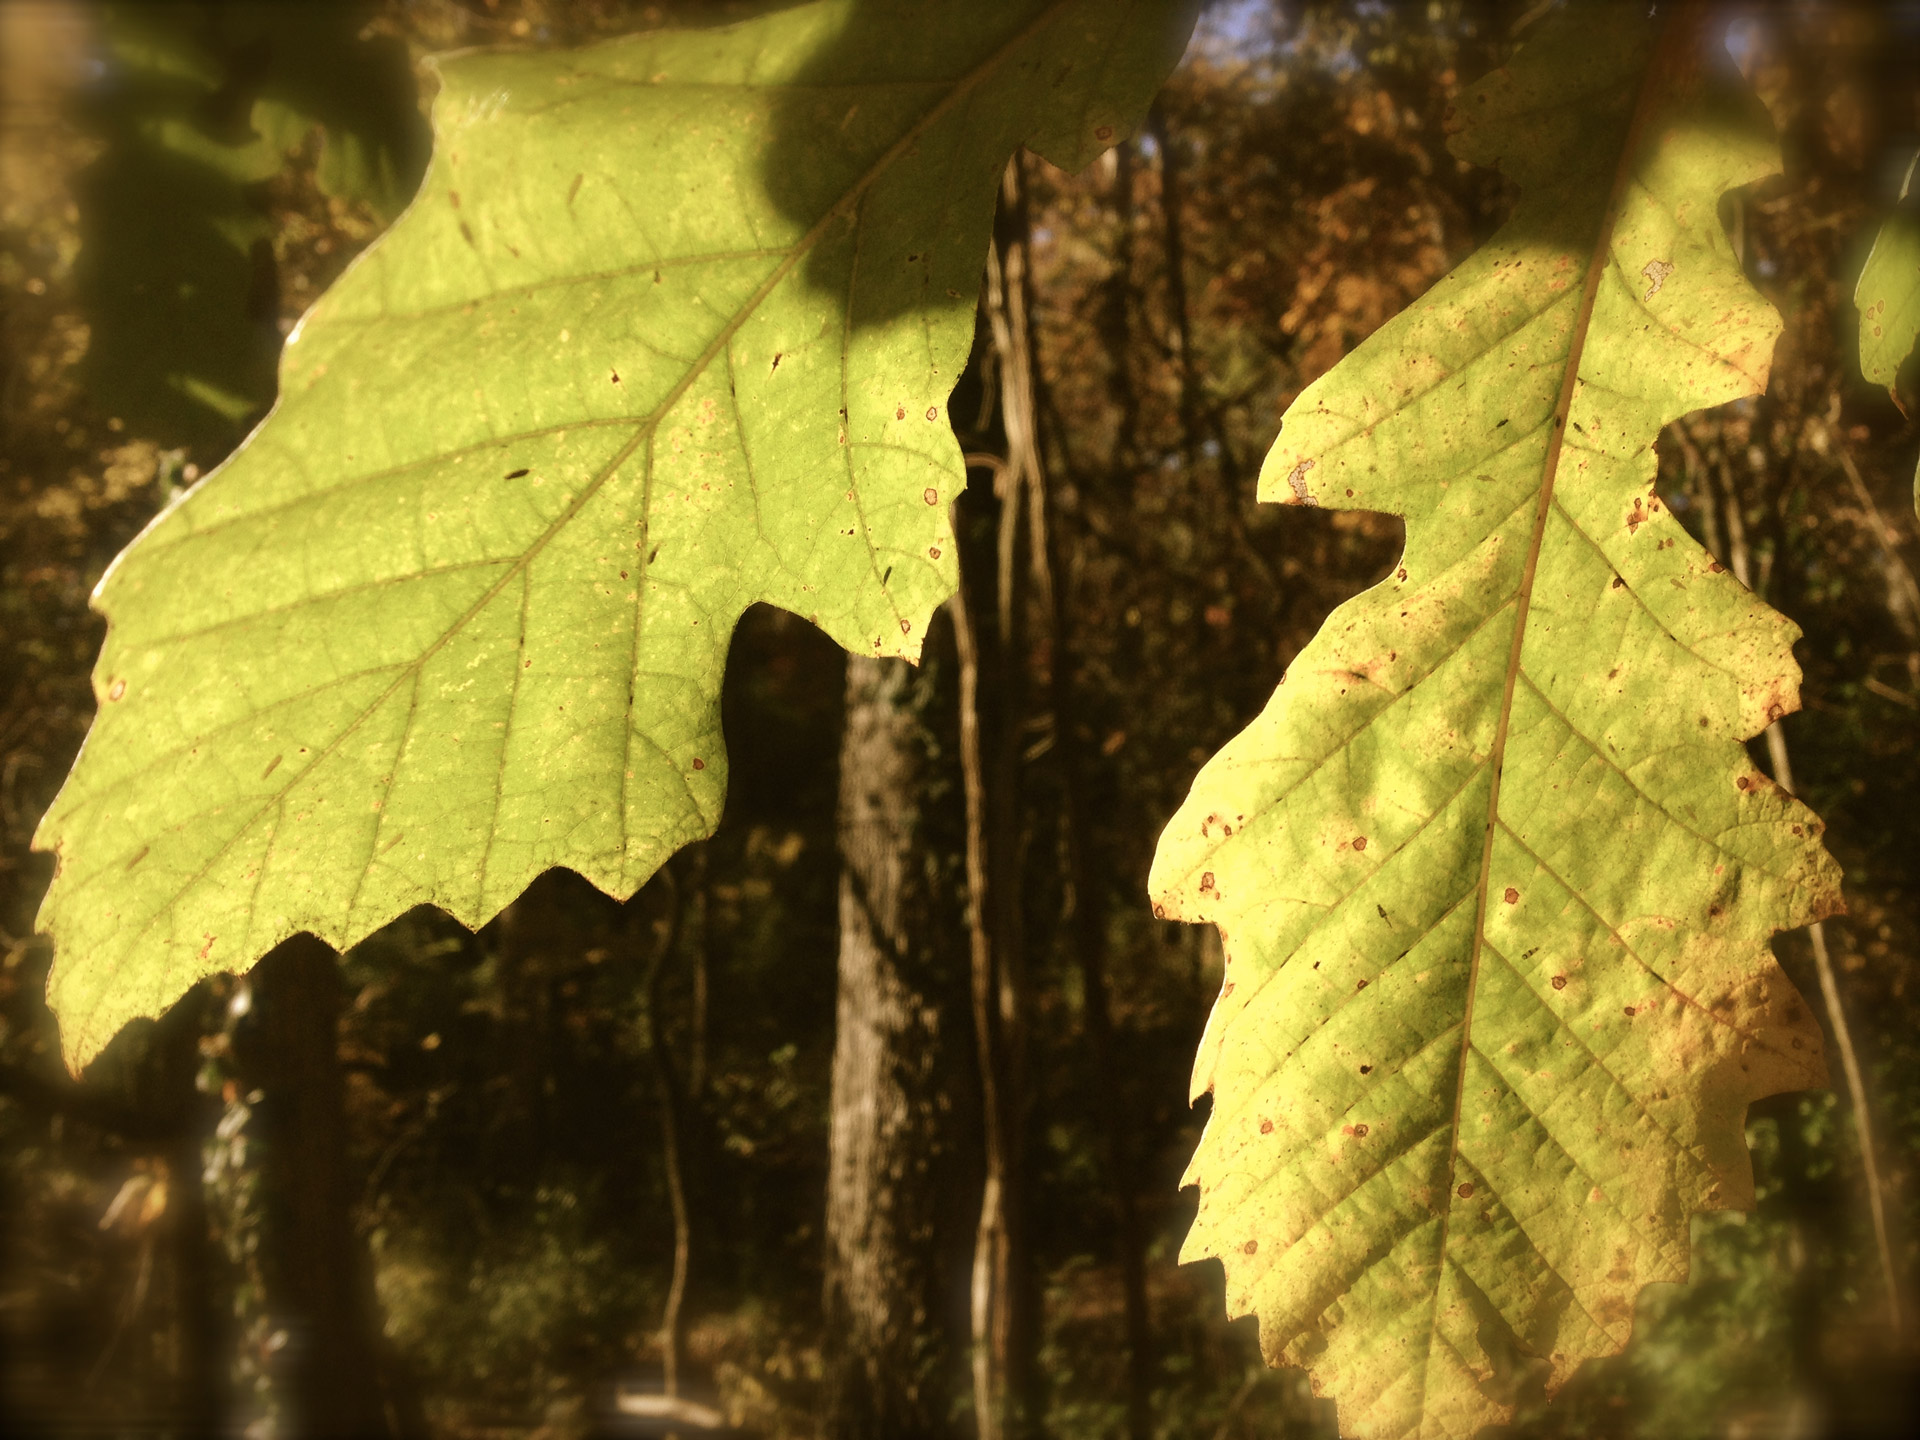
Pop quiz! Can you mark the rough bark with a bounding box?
[236,935,406,1439]
[823,653,959,1440]
[154,989,225,1437]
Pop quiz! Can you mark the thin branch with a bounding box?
[1687,426,1906,1339]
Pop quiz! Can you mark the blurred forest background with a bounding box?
[3,1,1919,1437]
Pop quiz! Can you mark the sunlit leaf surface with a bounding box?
[1152,12,1840,1438]
[38,0,1192,1068]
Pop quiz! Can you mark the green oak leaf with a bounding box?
[1855,149,1920,511]
[77,2,428,449]
[1856,151,1920,393]
[1150,11,1841,1440]
[38,0,1194,1069]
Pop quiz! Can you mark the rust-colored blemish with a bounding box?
[1260,1118,1274,1134]
[923,487,938,505]
[1285,458,1316,504]
[1551,975,1567,990]
[692,757,706,771]
[1457,1182,1474,1199]
[1353,836,1367,851]
[1504,887,1520,904]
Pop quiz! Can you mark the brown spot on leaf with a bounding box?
[896,407,906,420]
[1243,1240,1258,1255]
[925,406,938,421]
[1095,125,1114,141]
[1353,836,1367,851]
[692,758,706,771]
[1354,1124,1369,1137]
[1260,1119,1273,1134]
[923,487,938,505]
[107,678,126,702]
[1284,458,1316,504]
[1504,887,1519,904]
[1457,1182,1474,1199]
[1360,1064,1373,1074]
[1551,975,1567,990]
[1641,257,1676,299]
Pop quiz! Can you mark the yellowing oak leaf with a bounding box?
[35,0,1194,1069]
[1150,10,1842,1438]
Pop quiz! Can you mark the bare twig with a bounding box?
[1686,429,1905,1337]
[638,870,690,1396]
[1832,441,1920,644]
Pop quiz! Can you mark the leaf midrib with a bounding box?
[83,0,1081,966]
[1424,13,1679,1416]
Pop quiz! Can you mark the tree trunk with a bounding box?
[237,934,406,1439]
[823,653,960,1439]
[154,989,226,1437]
